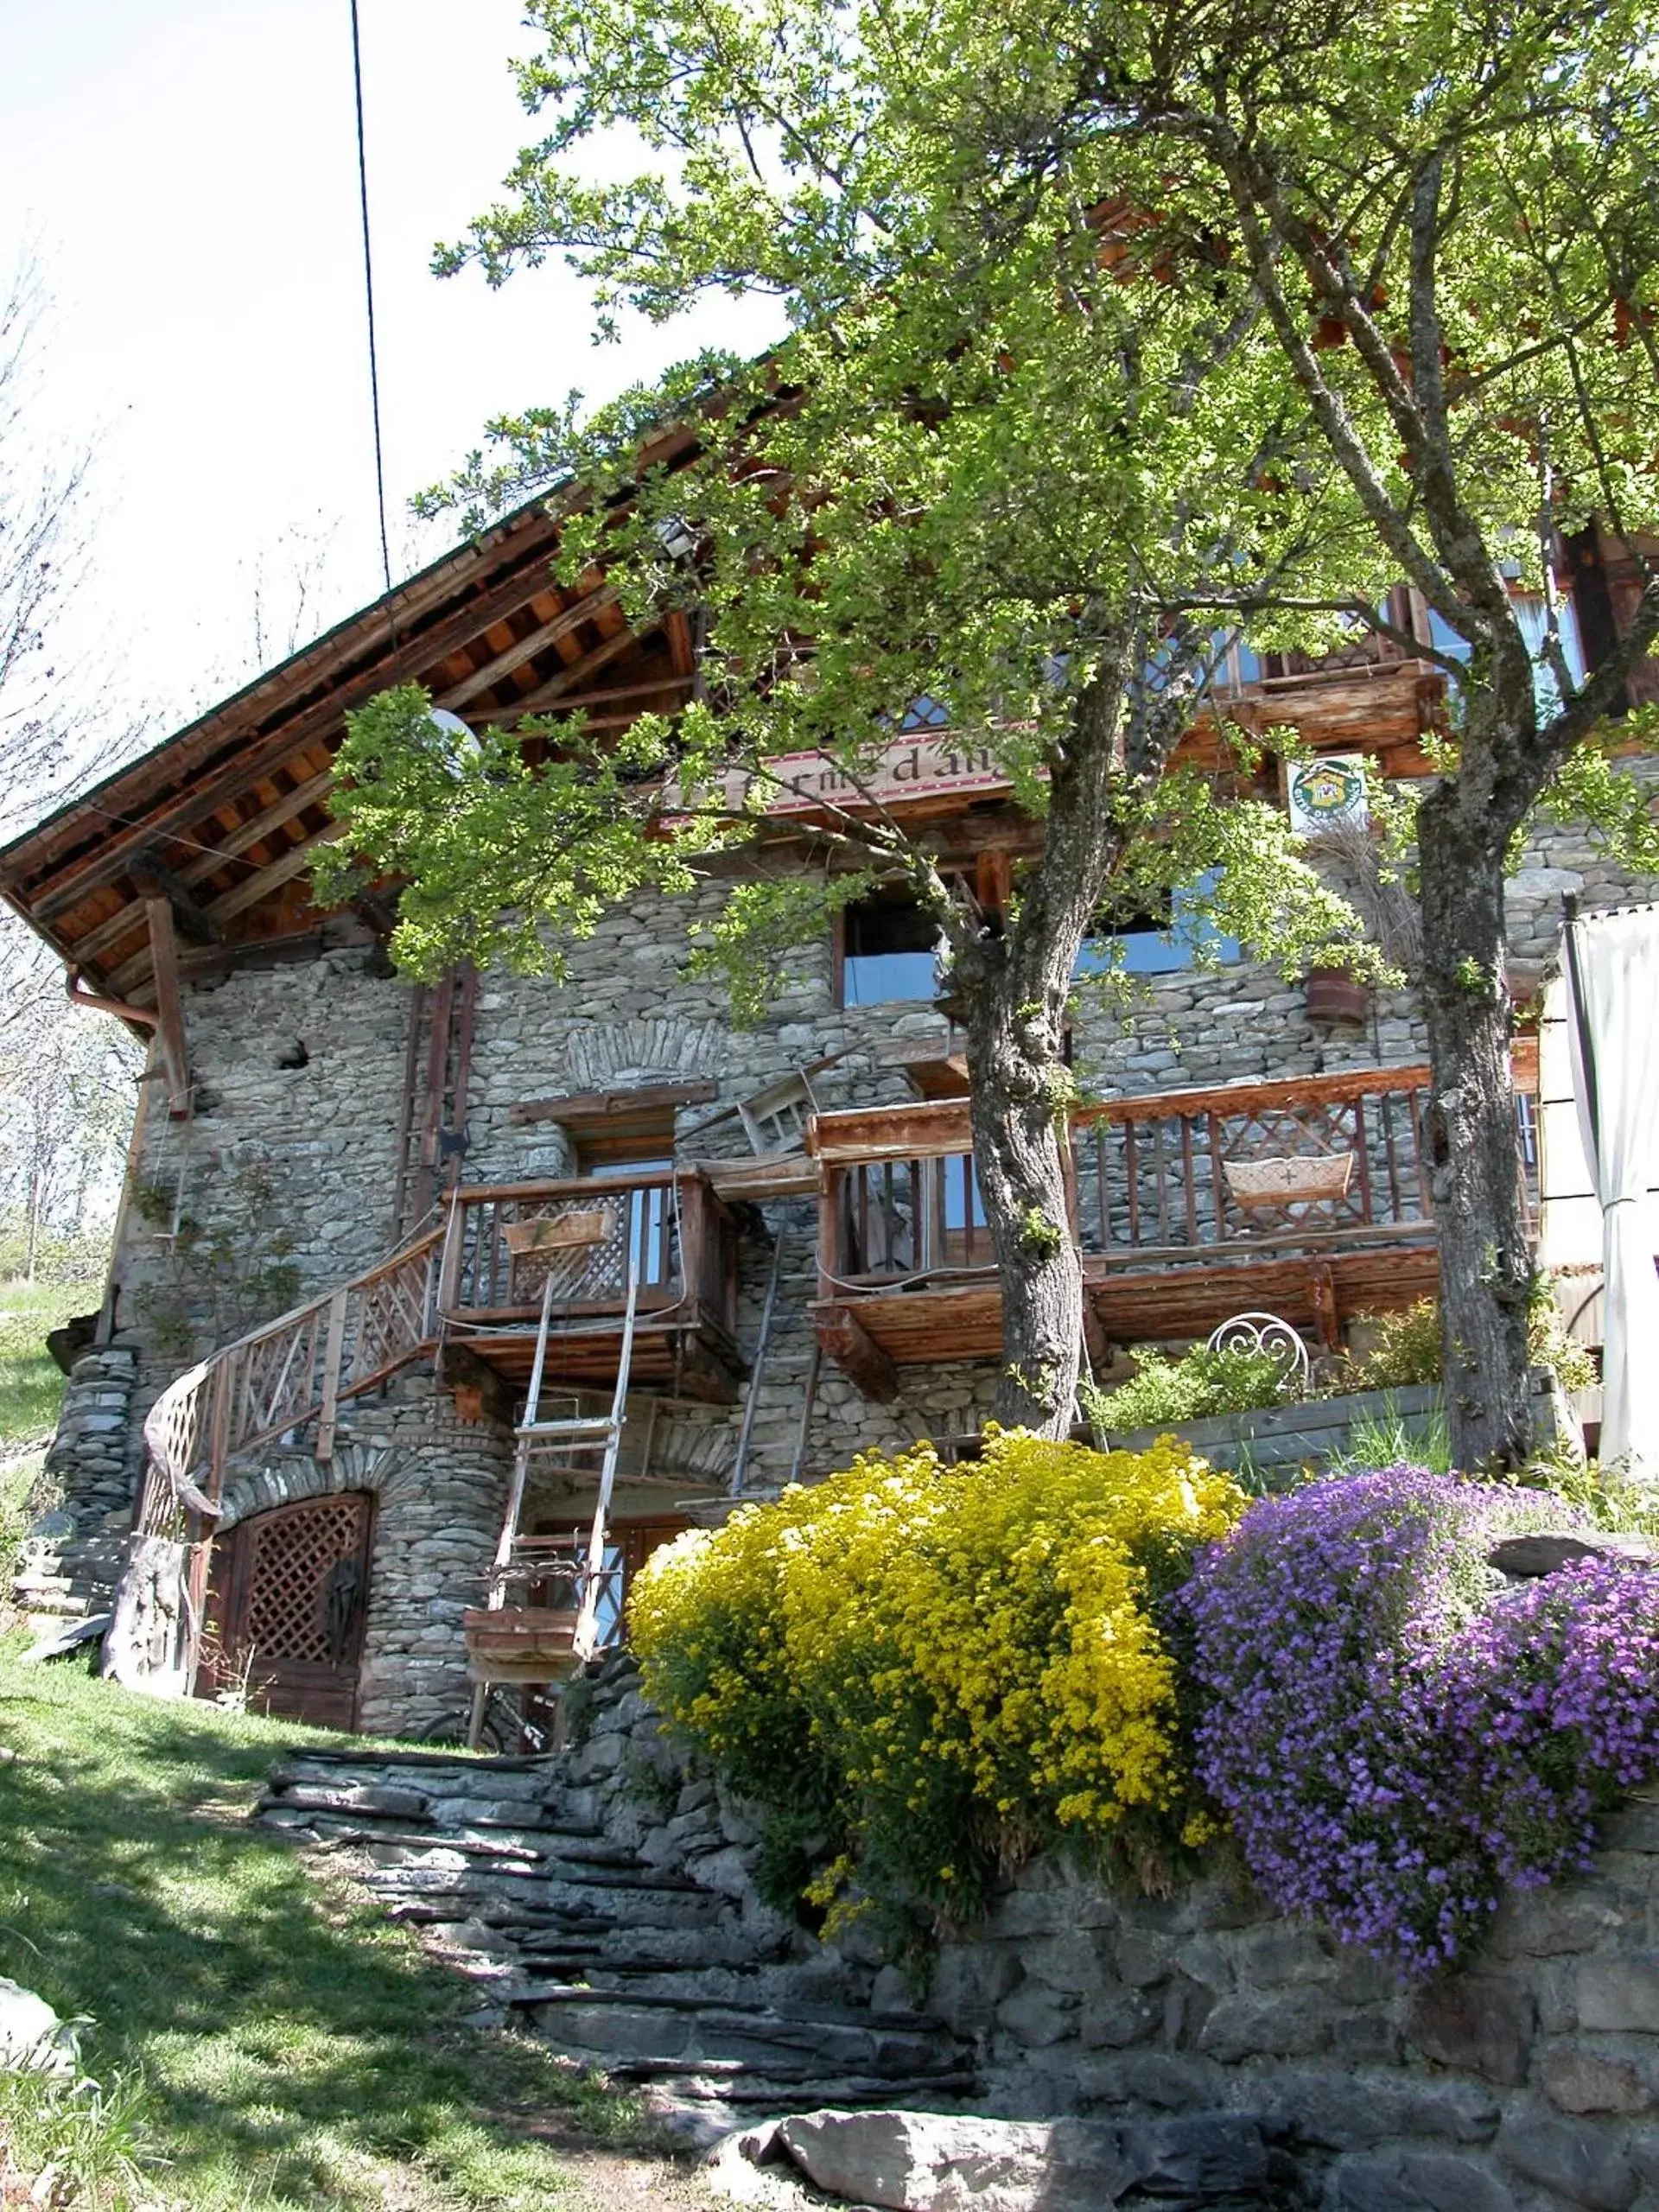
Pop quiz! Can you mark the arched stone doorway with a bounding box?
[201,1490,376,1728]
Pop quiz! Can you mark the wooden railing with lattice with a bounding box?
[809,1065,1542,1295]
[138,1227,445,1534]
[1071,1066,1438,1266]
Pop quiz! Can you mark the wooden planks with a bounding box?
[454,1318,742,1403]
[810,1236,1442,1396]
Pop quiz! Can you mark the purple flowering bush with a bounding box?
[1182,1465,1659,1972]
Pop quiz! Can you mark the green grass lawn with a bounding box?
[0,1280,87,1457]
[0,1646,664,2209]
[0,1278,87,1602]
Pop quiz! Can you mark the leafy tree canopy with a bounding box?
[321,0,1409,1005]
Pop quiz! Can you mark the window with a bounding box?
[942,1154,987,1232]
[899,695,951,731]
[1425,593,1586,716]
[577,1122,676,1287]
[840,884,942,1006]
[1074,868,1240,978]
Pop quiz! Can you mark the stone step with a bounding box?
[261,1781,587,1832]
[258,1805,609,1858]
[612,2056,981,2102]
[259,1812,611,1860]
[358,1858,713,1899]
[511,1982,949,2038]
[509,1929,777,1974]
[269,1750,559,1779]
[363,1867,733,1930]
[512,1991,959,2076]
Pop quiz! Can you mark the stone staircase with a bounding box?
[257,1667,979,2141]
[13,1530,127,1628]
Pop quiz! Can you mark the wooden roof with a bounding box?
[1,445,1446,1015]
[0,455,698,1010]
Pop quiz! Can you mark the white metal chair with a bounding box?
[1205,1311,1312,1393]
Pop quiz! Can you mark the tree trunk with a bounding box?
[1416,786,1534,1468]
[23,1166,41,1285]
[955,659,1135,1437]
[965,981,1084,1436]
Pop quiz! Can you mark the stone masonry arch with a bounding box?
[213,1440,408,1533]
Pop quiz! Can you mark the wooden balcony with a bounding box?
[807,1067,1458,1395]
[436,1170,744,1402]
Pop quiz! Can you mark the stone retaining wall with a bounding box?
[566,1658,1659,2210]
[40,1345,137,1532]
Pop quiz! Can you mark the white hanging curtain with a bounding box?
[1563,904,1659,1477]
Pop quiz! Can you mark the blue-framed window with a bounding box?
[841,886,942,1006]
[1074,866,1241,978]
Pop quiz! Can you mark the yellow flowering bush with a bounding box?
[629,1428,1246,1926]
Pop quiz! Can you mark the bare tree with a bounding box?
[0,251,95,834]
[0,931,139,1280]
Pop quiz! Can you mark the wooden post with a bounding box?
[813,1305,899,1401]
[144,898,191,1116]
[315,1288,350,1463]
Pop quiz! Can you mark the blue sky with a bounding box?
[0,0,776,790]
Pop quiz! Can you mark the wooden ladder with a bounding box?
[465,1257,642,1748]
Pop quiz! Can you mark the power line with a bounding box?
[349,0,393,600]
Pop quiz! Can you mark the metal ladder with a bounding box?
[466,1258,642,1748]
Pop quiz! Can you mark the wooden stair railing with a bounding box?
[137,1226,446,1535]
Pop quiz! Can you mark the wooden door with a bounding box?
[202,1493,375,1729]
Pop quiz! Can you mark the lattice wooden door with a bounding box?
[203,1493,375,1729]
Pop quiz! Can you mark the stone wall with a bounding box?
[563,1658,1659,2211]
[207,1370,517,1739]
[40,1345,137,1534]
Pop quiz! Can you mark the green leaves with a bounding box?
[318,685,721,983]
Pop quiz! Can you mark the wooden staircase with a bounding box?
[138,1224,447,1534]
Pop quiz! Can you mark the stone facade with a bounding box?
[206,1376,517,1738]
[27,759,1659,1733]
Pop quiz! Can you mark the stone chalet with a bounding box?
[5,488,1656,1740]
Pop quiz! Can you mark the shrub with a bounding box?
[1344,1300,1442,1389]
[630,1429,1248,1929]
[1180,1465,1659,1972]
[1347,1287,1597,1396]
[1082,1344,1301,1434]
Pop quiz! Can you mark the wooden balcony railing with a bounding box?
[810,1065,1488,1300]
[1072,1065,1438,1270]
[138,1227,445,1534]
[436,1169,738,1338]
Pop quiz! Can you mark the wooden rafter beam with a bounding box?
[129,852,220,945]
[436,584,622,711]
[63,756,332,971]
[143,899,190,1116]
[505,672,690,715]
[176,767,336,887]
[26,562,583,922]
[484,614,663,722]
[106,825,346,996]
[812,1304,899,1402]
